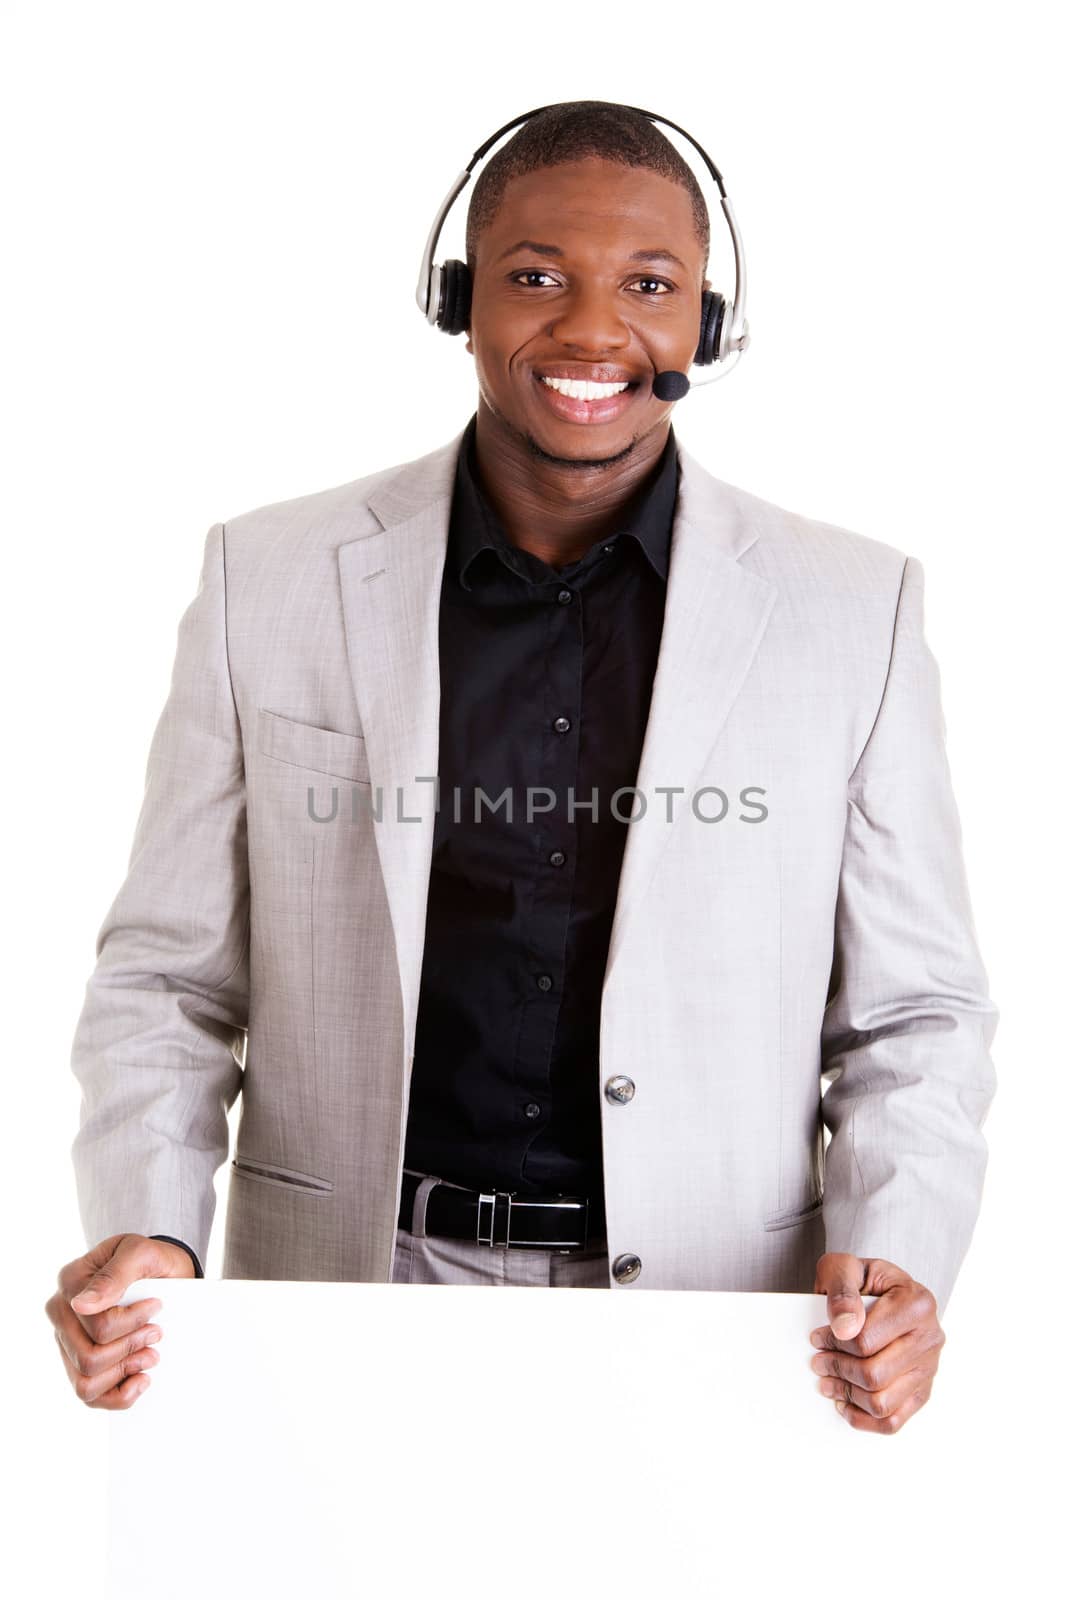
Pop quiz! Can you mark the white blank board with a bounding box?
[108,1279,1044,1598]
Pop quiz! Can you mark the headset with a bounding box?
[414,101,750,399]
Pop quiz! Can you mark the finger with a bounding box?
[811,1325,942,1391]
[835,1378,933,1435]
[71,1295,165,1348]
[827,1292,865,1342]
[809,1283,922,1357]
[812,1253,868,1341]
[54,1327,160,1407]
[53,1306,164,1382]
[70,1235,175,1315]
[818,1364,931,1421]
[71,1270,124,1314]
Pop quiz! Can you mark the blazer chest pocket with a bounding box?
[763,1196,824,1231]
[231,1155,335,1195]
[258,707,371,785]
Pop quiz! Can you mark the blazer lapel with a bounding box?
[602,443,778,991]
[337,430,463,1058]
[337,426,778,1051]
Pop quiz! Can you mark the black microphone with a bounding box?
[651,368,690,401]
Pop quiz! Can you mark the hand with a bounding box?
[809,1253,945,1435]
[44,1232,194,1409]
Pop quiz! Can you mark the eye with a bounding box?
[510,271,675,295]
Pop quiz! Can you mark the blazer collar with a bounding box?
[365,421,764,566]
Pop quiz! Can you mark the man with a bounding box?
[46,101,997,1435]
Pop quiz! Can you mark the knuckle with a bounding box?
[915,1286,937,1319]
[57,1262,80,1295]
[74,1373,96,1403]
[81,1347,107,1379]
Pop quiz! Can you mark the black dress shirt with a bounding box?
[402,412,678,1207]
[162,412,678,1271]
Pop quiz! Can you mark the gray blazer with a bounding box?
[69,425,998,1311]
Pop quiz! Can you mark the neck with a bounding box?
[471,398,672,570]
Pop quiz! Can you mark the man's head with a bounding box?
[462,100,714,470]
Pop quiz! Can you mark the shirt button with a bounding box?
[524,1102,541,1119]
[557,588,573,604]
[549,850,566,867]
[602,542,616,555]
[536,974,553,992]
[553,716,571,734]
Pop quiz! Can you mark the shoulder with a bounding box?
[676,443,912,604]
[218,430,464,567]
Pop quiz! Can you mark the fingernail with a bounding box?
[144,1328,162,1344]
[835,1400,846,1414]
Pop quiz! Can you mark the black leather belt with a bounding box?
[399,1169,607,1252]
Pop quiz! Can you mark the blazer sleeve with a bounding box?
[69,522,249,1274]
[819,555,998,1316]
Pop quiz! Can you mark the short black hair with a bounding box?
[464,100,710,280]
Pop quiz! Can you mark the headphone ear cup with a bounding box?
[695,289,726,365]
[438,260,472,336]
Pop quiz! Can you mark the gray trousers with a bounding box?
[390,1170,610,1288]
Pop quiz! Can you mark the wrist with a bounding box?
[148,1234,204,1278]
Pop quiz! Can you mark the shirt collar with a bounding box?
[449,412,678,592]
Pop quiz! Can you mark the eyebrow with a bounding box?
[495,239,688,270]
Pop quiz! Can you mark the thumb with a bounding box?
[820,1253,868,1341]
[70,1234,161,1313]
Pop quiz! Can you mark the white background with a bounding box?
[5,1,1062,1592]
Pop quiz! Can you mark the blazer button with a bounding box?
[612,1253,642,1284]
[604,1075,635,1104]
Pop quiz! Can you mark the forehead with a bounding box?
[485,158,699,251]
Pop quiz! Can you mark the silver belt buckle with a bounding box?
[476,1190,587,1251]
[476,1190,513,1248]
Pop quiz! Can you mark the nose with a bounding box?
[547,283,630,354]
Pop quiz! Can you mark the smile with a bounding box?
[534,373,641,424]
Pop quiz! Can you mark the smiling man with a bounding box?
[51,101,998,1437]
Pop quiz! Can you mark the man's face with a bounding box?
[466,156,711,462]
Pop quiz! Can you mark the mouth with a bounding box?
[532,369,644,425]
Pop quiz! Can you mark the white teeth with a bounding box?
[541,376,631,400]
